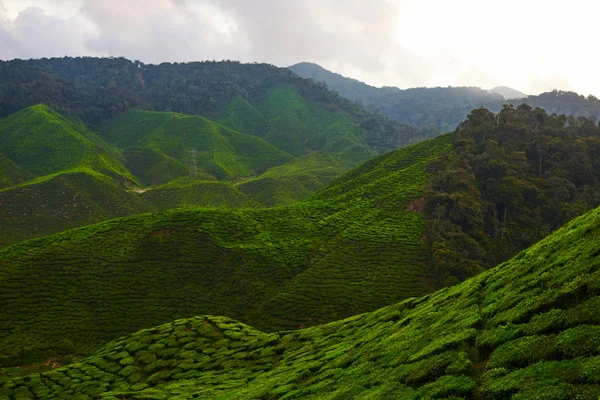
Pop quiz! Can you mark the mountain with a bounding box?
[3,200,600,398]
[488,85,526,99]
[289,62,600,132]
[0,57,424,154]
[0,134,451,364]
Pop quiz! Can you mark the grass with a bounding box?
[104,109,294,185]
[0,134,450,365]
[2,200,600,398]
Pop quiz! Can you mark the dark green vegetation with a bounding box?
[422,104,600,283]
[290,62,600,132]
[0,134,451,365]
[3,201,600,399]
[0,57,425,154]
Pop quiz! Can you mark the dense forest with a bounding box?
[290,62,600,132]
[0,57,428,153]
[423,105,600,283]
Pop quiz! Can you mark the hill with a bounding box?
[0,134,451,365]
[289,62,600,131]
[488,86,527,99]
[0,105,152,247]
[0,104,134,183]
[142,178,262,210]
[237,153,351,206]
[3,201,600,399]
[103,109,294,185]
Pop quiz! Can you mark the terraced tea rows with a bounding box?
[0,135,451,365]
[142,178,262,210]
[3,202,600,399]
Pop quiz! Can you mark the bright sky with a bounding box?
[1,0,598,97]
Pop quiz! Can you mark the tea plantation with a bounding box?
[0,134,450,365]
[2,200,600,399]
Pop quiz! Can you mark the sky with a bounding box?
[0,0,598,97]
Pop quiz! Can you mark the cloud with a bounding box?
[0,0,597,97]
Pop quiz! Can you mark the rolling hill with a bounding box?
[3,198,600,399]
[0,134,451,365]
[0,104,135,183]
[103,109,294,185]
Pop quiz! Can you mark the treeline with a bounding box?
[0,57,429,153]
[290,62,600,133]
[423,104,600,284]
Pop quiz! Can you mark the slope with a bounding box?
[0,171,153,248]
[104,109,294,185]
[236,153,351,206]
[0,104,134,183]
[3,202,600,399]
[253,84,376,161]
[142,177,263,210]
[0,134,451,364]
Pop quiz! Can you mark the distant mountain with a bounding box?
[290,62,600,131]
[488,85,527,99]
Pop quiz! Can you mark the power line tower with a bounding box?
[188,149,198,178]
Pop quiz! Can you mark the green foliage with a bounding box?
[104,109,294,185]
[423,105,600,283]
[0,135,450,364]
[237,153,352,206]
[290,62,600,133]
[0,104,134,182]
[143,178,262,210]
[0,57,420,155]
[4,202,600,398]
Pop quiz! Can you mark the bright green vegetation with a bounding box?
[237,153,351,206]
[142,178,262,210]
[0,105,134,182]
[104,109,294,185]
[0,135,451,365]
[3,202,600,399]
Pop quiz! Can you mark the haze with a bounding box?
[1,0,598,97]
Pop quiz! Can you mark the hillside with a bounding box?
[0,171,152,247]
[290,62,600,131]
[104,109,294,185]
[0,134,451,364]
[237,153,351,206]
[3,202,600,399]
[142,178,262,210]
[0,104,134,182]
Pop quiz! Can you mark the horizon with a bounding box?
[1,0,599,98]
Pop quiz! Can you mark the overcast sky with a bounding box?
[1,0,598,97]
